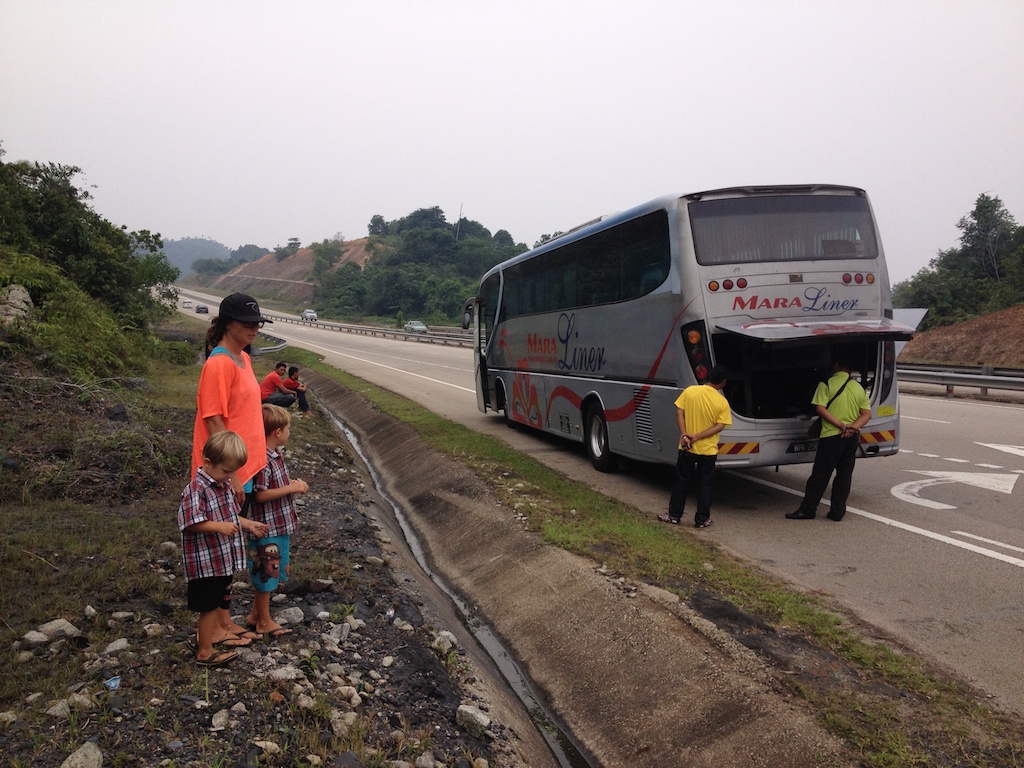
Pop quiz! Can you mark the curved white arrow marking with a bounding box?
[890,471,1018,510]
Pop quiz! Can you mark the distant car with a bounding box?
[195,304,209,314]
[182,299,193,308]
[404,320,428,333]
[301,309,318,322]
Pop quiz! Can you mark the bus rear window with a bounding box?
[689,194,878,266]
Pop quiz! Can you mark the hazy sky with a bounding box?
[2,1,1022,284]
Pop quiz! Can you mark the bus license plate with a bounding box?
[788,440,819,454]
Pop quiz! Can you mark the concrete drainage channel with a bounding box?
[327,410,594,768]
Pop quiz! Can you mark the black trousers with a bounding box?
[667,450,717,525]
[797,434,859,519]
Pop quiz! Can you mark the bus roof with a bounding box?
[481,184,870,282]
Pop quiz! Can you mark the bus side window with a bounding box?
[638,264,664,294]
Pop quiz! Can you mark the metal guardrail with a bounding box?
[265,313,474,347]
[896,365,1024,397]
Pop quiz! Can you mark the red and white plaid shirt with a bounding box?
[177,468,246,580]
[251,448,299,537]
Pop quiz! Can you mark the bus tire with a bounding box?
[497,382,517,429]
[584,404,618,473]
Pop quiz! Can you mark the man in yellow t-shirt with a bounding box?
[657,365,732,529]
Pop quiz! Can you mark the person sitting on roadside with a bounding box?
[283,366,311,414]
[260,362,296,408]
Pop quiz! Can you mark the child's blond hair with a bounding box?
[262,403,291,435]
[203,430,247,469]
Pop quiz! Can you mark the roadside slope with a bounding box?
[309,373,852,767]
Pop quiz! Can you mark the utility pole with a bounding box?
[454,203,463,241]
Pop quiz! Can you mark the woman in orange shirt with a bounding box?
[191,292,274,644]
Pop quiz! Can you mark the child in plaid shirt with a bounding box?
[178,431,268,666]
[245,404,309,637]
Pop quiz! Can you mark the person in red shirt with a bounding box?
[283,366,311,413]
[260,362,296,408]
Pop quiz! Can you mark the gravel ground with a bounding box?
[0,396,537,768]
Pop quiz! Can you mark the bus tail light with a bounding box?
[682,321,711,382]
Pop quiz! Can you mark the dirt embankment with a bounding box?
[211,239,372,305]
[308,373,854,768]
[900,304,1024,368]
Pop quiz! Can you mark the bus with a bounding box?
[462,184,916,472]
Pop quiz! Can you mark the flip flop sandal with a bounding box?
[267,627,294,639]
[196,649,237,667]
[185,634,253,651]
[216,635,252,648]
[656,514,680,525]
[232,630,263,641]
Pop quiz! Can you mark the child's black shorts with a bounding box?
[186,575,233,613]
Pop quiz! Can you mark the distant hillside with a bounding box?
[900,304,1024,369]
[208,238,371,305]
[162,237,231,274]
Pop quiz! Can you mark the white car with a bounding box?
[404,320,428,333]
[182,299,193,308]
[301,309,318,322]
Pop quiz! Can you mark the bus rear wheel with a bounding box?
[584,404,618,473]
[497,382,517,429]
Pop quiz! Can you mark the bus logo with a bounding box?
[732,287,862,313]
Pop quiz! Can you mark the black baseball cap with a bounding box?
[218,293,273,324]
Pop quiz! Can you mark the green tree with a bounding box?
[956,193,1018,281]
[368,215,388,236]
[231,243,269,263]
[0,150,178,330]
[894,193,1023,329]
[310,238,345,276]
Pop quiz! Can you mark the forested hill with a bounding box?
[180,207,529,324]
[202,240,372,306]
[310,207,528,323]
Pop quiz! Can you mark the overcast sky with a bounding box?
[2,1,1022,284]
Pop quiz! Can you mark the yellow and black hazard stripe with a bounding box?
[859,430,895,445]
[718,442,760,455]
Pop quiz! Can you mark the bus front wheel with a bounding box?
[584,404,618,473]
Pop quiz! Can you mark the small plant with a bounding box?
[328,603,356,622]
[298,653,322,679]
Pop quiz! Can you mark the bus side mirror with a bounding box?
[462,299,475,330]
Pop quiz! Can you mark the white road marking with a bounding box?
[942,458,971,463]
[736,473,1024,569]
[902,415,951,423]
[951,531,1024,555]
[976,463,1004,469]
[298,341,476,394]
[890,471,1018,510]
[977,443,1024,459]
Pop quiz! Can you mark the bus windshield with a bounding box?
[689,194,878,266]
